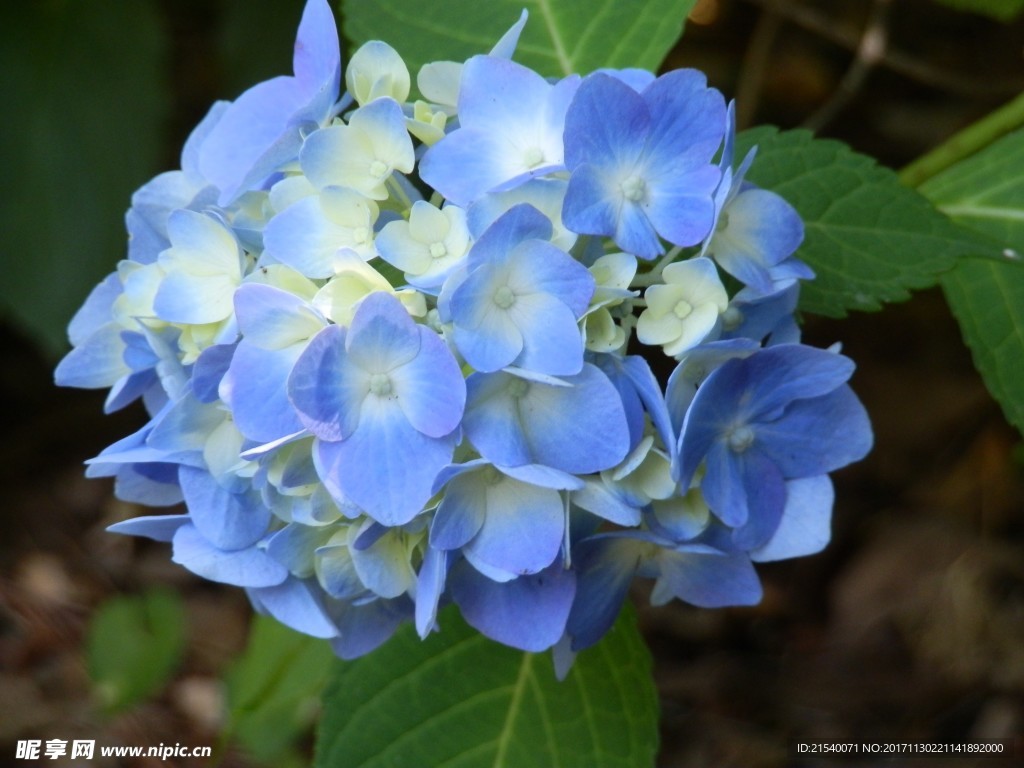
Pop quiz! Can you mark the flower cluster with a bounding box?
[56,0,871,666]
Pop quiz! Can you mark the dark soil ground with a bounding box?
[2,1,1023,766]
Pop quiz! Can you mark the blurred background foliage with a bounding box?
[1,1,1023,766]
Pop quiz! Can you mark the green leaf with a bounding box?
[0,0,166,356]
[919,129,1024,251]
[737,127,995,317]
[940,261,1024,433]
[87,589,186,713]
[225,615,337,766]
[930,0,1024,21]
[315,605,658,768]
[341,0,698,79]
[918,129,1024,434]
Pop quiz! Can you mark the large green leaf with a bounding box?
[315,606,658,768]
[87,589,186,713]
[0,0,166,356]
[737,127,996,317]
[225,615,337,766]
[919,130,1024,434]
[341,0,698,79]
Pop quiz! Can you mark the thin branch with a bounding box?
[741,0,1024,97]
[802,0,891,132]
[900,90,1024,187]
[735,4,784,129]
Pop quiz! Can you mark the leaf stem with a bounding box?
[899,91,1024,188]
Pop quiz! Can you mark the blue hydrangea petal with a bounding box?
[199,1,340,205]
[415,544,448,638]
[728,449,787,550]
[650,547,762,608]
[508,241,594,317]
[699,440,749,527]
[710,187,805,294]
[461,374,531,467]
[506,292,584,375]
[192,343,236,403]
[431,473,486,551]
[172,524,288,588]
[559,161,628,244]
[55,323,129,389]
[572,478,644,526]
[350,529,416,600]
[753,385,873,478]
[388,328,466,438]
[315,543,365,600]
[68,272,122,346]
[464,473,564,576]
[751,475,833,562]
[464,366,630,474]
[615,197,666,259]
[563,73,648,171]
[114,464,184,507]
[735,345,857,421]
[496,463,584,490]
[290,0,342,106]
[327,597,410,660]
[180,467,272,550]
[643,168,719,247]
[288,324,366,442]
[420,57,572,205]
[466,203,553,268]
[147,394,226,465]
[567,535,642,650]
[344,291,422,374]
[450,560,576,652]
[223,342,305,443]
[248,577,339,639]
[263,189,378,278]
[314,400,454,526]
[107,514,190,542]
[265,523,332,578]
[641,69,725,167]
[233,283,325,350]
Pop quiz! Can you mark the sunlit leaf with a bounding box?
[920,129,1024,434]
[342,0,698,79]
[737,127,996,317]
[315,605,658,768]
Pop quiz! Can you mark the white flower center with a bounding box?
[429,242,447,259]
[507,378,530,399]
[523,146,545,168]
[726,425,755,453]
[369,373,393,397]
[353,226,370,244]
[493,285,516,309]
[369,159,389,179]
[722,306,743,331]
[673,300,693,320]
[620,174,646,202]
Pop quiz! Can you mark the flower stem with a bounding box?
[632,246,684,288]
[899,90,1024,188]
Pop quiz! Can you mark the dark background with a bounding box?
[2,1,1023,766]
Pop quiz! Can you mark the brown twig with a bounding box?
[741,0,1024,97]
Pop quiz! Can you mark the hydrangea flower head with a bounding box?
[55,0,872,665]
